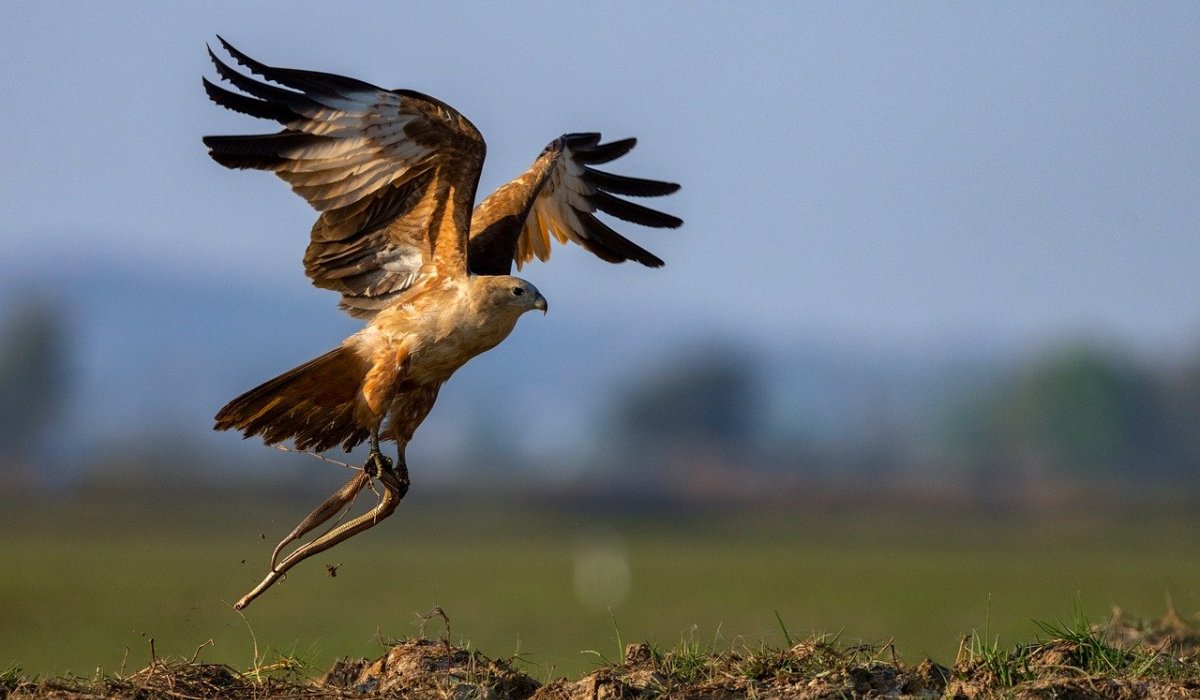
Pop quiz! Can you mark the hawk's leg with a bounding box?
[234,432,411,611]
[369,432,411,495]
[365,430,393,478]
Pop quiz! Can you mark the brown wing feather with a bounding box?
[203,38,485,316]
[469,133,680,275]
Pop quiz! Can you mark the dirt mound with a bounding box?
[528,640,944,699]
[313,637,951,699]
[320,638,539,698]
[6,610,1200,699]
[3,659,310,700]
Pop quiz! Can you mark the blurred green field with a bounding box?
[2,490,1198,680]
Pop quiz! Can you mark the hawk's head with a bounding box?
[476,276,548,316]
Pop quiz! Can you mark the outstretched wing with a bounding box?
[468,133,681,276]
[202,37,485,317]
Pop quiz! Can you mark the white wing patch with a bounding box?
[203,38,485,318]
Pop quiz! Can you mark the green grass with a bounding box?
[1033,602,1131,677]
[2,492,1199,680]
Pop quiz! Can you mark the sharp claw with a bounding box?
[365,448,393,478]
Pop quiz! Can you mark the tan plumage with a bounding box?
[202,38,680,609]
[214,346,368,452]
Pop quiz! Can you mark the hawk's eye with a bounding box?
[511,286,525,297]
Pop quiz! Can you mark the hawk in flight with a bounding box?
[202,38,681,609]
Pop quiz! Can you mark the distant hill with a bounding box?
[0,249,1006,485]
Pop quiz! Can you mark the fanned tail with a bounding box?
[215,346,369,452]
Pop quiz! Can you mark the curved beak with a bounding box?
[533,293,548,314]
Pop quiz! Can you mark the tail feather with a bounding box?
[215,346,369,452]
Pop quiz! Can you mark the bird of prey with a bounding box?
[202,38,681,609]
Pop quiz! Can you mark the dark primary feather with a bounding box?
[203,38,486,317]
[572,136,637,164]
[202,77,294,123]
[206,45,320,113]
[592,190,683,228]
[584,168,681,197]
[202,132,328,170]
[469,132,680,273]
[563,132,602,148]
[215,35,383,96]
[577,213,664,266]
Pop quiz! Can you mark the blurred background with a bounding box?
[1,1,1198,680]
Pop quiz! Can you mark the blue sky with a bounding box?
[3,2,1198,355]
[1,3,1198,469]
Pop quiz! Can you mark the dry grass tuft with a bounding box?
[4,609,1200,698]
